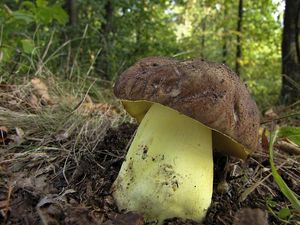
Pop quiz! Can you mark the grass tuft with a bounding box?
[269,130,300,212]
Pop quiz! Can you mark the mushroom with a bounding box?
[112,57,260,224]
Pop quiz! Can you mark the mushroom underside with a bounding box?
[121,100,250,159]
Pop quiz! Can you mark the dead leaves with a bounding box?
[75,95,119,117]
[275,138,300,155]
[0,78,121,152]
[36,193,144,225]
[102,212,144,225]
[27,78,54,109]
[0,78,53,111]
[233,208,268,225]
[0,77,119,116]
[31,78,53,106]
[264,108,278,120]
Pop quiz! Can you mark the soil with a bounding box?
[0,123,299,225]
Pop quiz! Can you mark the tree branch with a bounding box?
[295,2,300,63]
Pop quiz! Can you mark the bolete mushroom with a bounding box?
[112,57,260,224]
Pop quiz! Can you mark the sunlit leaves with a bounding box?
[0,0,286,105]
[173,0,282,107]
[11,11,34,24]
[0,47,13,62]
[36,0,48,8]
[51,5,68,25]
[21,39,35,54]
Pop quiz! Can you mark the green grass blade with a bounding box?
[269,130,300,211]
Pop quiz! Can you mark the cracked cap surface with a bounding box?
[114,57,260,159]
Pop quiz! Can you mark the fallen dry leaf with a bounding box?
[65,207,103,225]
[264,108,278,119]
[37,196,104,225]
[76,95,118,117]
[103,212,144,225]
[275,138,300,155]
[261,128,269,151]
[31,78,53,105]
[233,208,268,225]
[37,197,64,225]
[94,103,119,117]
[27,93,40,109]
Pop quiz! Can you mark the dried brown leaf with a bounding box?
[27,93,40,109]
[275,138,300,155]
[31,78,53,105]
[77,95,118,117]
[264,108,278,119]
[233,208,268,225]
[261,128,269,151]
[103,212,144,225]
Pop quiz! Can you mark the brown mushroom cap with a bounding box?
[114,57,260,159]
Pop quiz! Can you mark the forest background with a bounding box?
[1,0,299,110]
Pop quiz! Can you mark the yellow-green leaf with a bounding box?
[21,39,35,54]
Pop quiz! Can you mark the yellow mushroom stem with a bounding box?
[112,103,213,224]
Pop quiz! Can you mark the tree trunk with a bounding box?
[135,0,145,56]
[96,0,114,79]
[64,0,77,27]
[200,1,206,58]
[222,1,228,64]
[280,0,300,104]
[235,0,243,75]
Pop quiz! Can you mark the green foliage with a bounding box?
[110,0,180,77]
[277,207,291,220]
[18,0,67,25]
[278,126,300,146]
[0,0,285,107]
[0,0,67,65]
[20,39,35,54]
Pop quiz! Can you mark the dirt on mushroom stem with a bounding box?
[0,122,299,225]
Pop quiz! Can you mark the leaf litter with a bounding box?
[0,78,299,225]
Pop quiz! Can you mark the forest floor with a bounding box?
[0,77,299,225]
